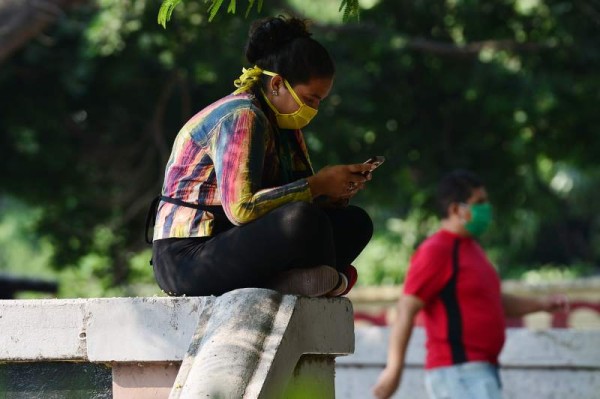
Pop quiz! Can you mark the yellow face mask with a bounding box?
[261,70,318,130]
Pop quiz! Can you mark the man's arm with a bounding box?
[372,294,424,399]
[502,293,569,318]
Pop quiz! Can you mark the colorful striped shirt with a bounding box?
[153,93,314,240]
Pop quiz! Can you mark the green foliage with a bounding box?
[0,197,159,298]
[304,0,600,281]
[207,0,227,22]
[0,198,55,282]
[353,207,438,285]
[504,263,595,284]
[1,0,600,296]
[204,0,263,22]
[245,0,264,18]
[0,0,250,290]
[339,0,360,22]
[158,0,183,28]
[157,0,353,27]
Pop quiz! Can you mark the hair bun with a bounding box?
[245,16,312,64]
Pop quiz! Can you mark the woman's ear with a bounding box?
[269,75,284,94]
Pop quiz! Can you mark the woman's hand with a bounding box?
[307,164,373,199]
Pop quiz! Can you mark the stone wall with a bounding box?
[336,326,600,399]
[2,290,598,398]
[349,277,600,329]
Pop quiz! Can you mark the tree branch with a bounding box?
[406,38,555,57]
[0,0,85,64]
[575,0,600,27]
[319,23,555,58]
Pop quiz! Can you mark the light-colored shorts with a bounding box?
[424,361,503,399]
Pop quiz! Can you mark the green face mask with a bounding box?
[464,203,493,237]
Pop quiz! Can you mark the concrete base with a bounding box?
[169,288,353,399]
[110,355,337,399]
[282,355,335,399]
[0,362,112,399]
[113,363,180,399]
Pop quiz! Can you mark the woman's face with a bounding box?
[267,75,334,114]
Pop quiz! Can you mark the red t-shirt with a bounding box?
[404,229,505,369]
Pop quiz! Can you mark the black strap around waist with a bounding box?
[144,195,227,244]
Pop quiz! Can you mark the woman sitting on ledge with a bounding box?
[149,16,373,298]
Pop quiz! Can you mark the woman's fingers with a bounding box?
[348,163,374,175]
[338,180,366,199]
[338,165,370,197]
[314,164,372,198]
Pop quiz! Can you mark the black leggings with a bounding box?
[152,201,373,296]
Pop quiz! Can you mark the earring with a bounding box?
[272,90,278,96]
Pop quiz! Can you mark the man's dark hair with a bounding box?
[437,169,484,218]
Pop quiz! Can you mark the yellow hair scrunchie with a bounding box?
[233,66,264,95]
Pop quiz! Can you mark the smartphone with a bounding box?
[362,155,385,176]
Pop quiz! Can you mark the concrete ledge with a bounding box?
[0,290,354,398]
[0,297,212,362]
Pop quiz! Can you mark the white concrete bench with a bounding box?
[336,326,600,399]
[0,288,354,398]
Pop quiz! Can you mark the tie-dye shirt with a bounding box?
[153,93,314,240]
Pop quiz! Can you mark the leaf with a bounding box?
[245,0,255,17]
[339,0,360,22]
[227,0,236,14]
[208,0,225,21]
[159,0,261,24]
[157,0,183,29]
[244,0,263,17]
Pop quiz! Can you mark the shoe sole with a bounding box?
[272,265,340,297]
[341,265,358,296]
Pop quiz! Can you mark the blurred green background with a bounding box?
[1,0,599,298]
